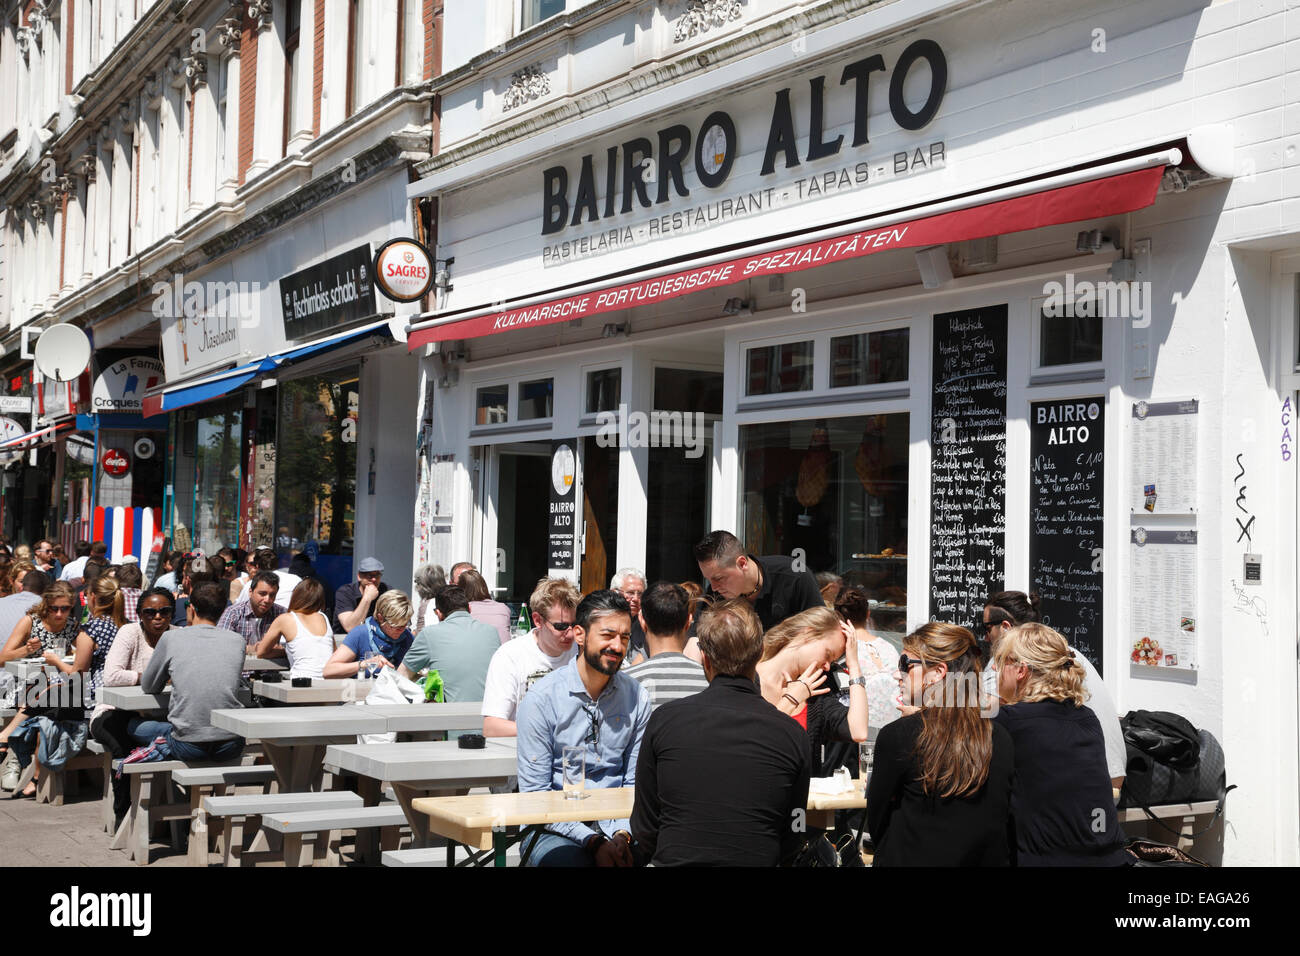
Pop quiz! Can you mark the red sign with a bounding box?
[374,238,435,303]
[101,448,130,477]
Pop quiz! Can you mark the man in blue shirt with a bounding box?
[516,589,652,867]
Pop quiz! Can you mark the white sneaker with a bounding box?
[0,749,18,791]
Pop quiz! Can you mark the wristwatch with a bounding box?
[848,675,868,689]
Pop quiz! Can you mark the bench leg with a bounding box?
[1179,814,1195,852]
[100,757,114,833]
[187,787,213,867]
[36,769,62,805]
[282,833,309,867]
[131,773,159,865]
[391,784,433,848]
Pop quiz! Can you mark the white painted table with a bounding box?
[4,657,72,680]
[243,656,287,672]
[323,739,518,847]
[101,685,254,712]
[250,678,372,705]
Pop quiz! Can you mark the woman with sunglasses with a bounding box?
[0,583,92,797]
[866,622,1014,866]
[981,589,1125,788]
[992,622,1128,866]
[91,588,176,752]
[324,589,416,678]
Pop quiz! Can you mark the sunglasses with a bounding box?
[546,620,575,632]
[48,605,74,614]
[980,617,1012,634]
[140,608,174,618]
[898,654,926,672]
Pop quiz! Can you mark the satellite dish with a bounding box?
[34,324,92,382]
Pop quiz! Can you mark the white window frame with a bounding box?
[578,358,624,424]
[1029,288,1106,380]
[518,0,567,34]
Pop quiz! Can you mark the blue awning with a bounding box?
[141,319,395,417]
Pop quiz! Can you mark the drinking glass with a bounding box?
[562,746,587,800]
[50,639,68,659]
[858,742,874,788]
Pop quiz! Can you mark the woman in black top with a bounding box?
[867,622,1014,866]
[992,623,1129,866]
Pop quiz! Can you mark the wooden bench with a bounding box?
[172,765,278,865]
[202,791,363,867]
[36,740,112,807]
[1119,800,1222,852]
[110,759,253,865]
[263,805,411,867]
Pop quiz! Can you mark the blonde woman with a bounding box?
[992,623,1128,866]
[754,606,868,752]
[324,589,415,677]
[867,622,1014,866]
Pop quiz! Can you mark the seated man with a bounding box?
[140,580,247,762]
[334,557,390,633]
[631,599,811,866]
[399,585,499,702]
[625,582,707,711]
[516,590,652,867]
[481,577,580,737]
[217,571,286,654]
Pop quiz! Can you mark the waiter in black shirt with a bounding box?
[631,599,811,866]
[693,530,824,631]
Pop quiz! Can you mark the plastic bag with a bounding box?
[356,667,423,744]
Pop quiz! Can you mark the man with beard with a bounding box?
[516,589,652,867]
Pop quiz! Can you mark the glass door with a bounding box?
[492,442,550,605]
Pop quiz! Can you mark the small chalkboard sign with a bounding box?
[143,534,169,587]
[1029,398,1105,674]
[929,305,1008,625]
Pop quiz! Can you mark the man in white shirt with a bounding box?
[59,541,92,586]
[481,577,580,737]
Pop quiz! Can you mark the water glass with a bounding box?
[858,742,874,788]
[50,639,68,659]
[562,745,586,800]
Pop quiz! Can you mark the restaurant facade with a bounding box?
[407,0,1300,865]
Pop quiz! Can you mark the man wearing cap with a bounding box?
[334,557,390,632]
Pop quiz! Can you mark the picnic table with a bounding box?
[4,657,73,680]
[323,739,517,848]
[242,656,287,672]
[250,678,372,705]
[101,685,254,712]
[411,781,869,866]
[209,702,486,792]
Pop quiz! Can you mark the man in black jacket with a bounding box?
[693,530,823,631]
[631,599,810,866]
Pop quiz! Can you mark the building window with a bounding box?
[740,414,910,638]
[653,367,723,414]
[517,378,554,420]
[746,341,814,396]
[521,0,565,31]
[283,0,302,154]
[829,328,909,389]
[476,384,508,425]
[275,368,360,564]
[1037,298,1103,369]
[214,54,228,185]
[187,399,244,555]
[399,0,424,85]
[585,367,621,415]
[347,0,366,115]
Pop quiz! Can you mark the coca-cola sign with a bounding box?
[101,448,130,478]
[373,238,435,303]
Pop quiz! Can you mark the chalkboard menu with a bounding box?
[1030,398,1105,673]
[930,306,1008,624]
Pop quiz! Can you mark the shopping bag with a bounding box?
[357,667,423,744]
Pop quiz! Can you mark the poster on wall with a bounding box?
[1129,528,1198,673]
[548,440,578,576]
[1029,397,1105,674]
[929,305,1008,623]
[1129,399,1198,513]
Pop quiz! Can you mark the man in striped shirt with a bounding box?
[625,583,708,711]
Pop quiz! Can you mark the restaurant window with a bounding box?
[739,414,910,641]
[829,328,909,388]
[653,366,723,414]
[1037,296,1103,370]
[517,378,554,420]
[274,368,359,587]
[188,398,243,555]
[585,367,621,415]
[521,0,565,30]
[746,341,813,396]
[476,384,508,425]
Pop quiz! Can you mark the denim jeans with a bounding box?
[526,830,596,867]
[165,732,244,762]
[126,716,173,747]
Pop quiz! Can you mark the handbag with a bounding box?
[1119,711,1236,842]
[1125,837,1209,867]
[1122,710,1200,767]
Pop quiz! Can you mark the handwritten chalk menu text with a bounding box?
[1030,398,1105,674]
[930,305,1008,622]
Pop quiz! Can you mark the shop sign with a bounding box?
[373,239,435,302]
[540,39,947,236]
[279,244,376,342]
[0,417,24,465]
[92,355,165,413]
[66,434,97,466]
[101,448,131,478]
[548,441,577,572]
[0,396,31,414]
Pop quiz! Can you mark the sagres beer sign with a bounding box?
[374,238,435,303]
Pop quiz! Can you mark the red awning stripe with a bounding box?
[409,164,1165,350]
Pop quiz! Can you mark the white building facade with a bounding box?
[410,0,1300,865]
